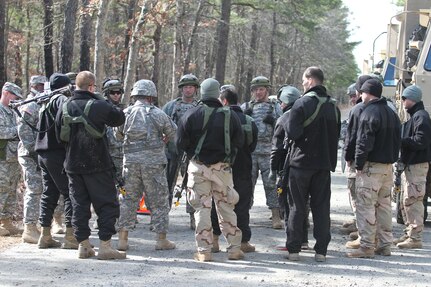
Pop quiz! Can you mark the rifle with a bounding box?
[276,140,293,196]
[9,85,71,110]
[173,152,189,207]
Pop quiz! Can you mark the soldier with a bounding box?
[284,67,340,262]
[162,74,199,229]
[241,76,283,229]
[347,79,401,258]
[211,86,258,253]
[17,75,46,243]
[55,71,126,260]
[395,85,431,249]
[35,73,77,249]
[117,79,177,251]
[0,82,23,237]
[176,78,244,262]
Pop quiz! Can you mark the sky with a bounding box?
[342,0,401,73]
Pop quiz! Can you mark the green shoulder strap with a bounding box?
[242,114,254,146]
[303,92,338,127]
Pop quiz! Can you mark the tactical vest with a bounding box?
[194,105,232,163]
[303,91,339,127]
[60,99,105,142]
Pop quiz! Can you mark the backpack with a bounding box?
[303,91,338,127]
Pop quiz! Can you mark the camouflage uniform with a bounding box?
[106,126,123,178]
[240,100,282,208]
[118,100,177,233]
[17,93,42,225]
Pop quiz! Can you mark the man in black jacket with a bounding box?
[210,87,258,253]
[396,85,431,249]
[347,79,401,258]
[284,67,340,262]
[55,71,126,260]
[176,78,244,262]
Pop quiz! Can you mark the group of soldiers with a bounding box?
[0,65,428,262]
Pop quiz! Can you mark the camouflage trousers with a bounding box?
[0,161,21,220]
[251,153,278,209]
[18,156,42,224]
[187,160,242,253]
[355,162,393,249]
[347,164,357,214]
[118,163,170,233]
[401,162,428,240]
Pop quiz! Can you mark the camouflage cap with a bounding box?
[2,82,23,99]
[30,75,47,85]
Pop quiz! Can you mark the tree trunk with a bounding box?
[25,4,31,93]
[183,0,204,75]
[13,44,23,87]
[122,4,149,107]
[171,0,184,99]
[152,23,162,90]
[269,12,276,84]
[60,0,78,73]
[79,0,92,71]
[0,0,6,86]
[215,0,231,85]
[244,22,258,102]
[94,0,112,87]
[43,0,54,78]
[120,0,137,81]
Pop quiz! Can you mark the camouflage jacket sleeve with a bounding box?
[160,110,177,142]
[17,102,39,154]
[0,105,18,140]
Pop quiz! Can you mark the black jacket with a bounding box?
[270,103,294,171]
[401,101,431,165]
[284,85,341,171]
[55,90,125,174]
[355,97,401,170]
[175,98,244,165]
[230,105,257,179]
[343,102,365,162]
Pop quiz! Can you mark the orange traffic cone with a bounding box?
[137,195,151,215]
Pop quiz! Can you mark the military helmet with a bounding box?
[131,79,157,98]
[178,74,200,88]
[346,83,356,96]
[66,72,77,85]
[278,85,301,105]
[220,84,236,93]
[250,76,271,89]
[102,79,124,94]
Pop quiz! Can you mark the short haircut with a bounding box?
[303,66,324,84]
[76,71,96,90]
[219,89,238,105]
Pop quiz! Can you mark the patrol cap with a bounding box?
[355,75,372,93]
[131,79,157,97]
[2,82,23,99]
[402,85,422,103]
[30,75,47,85]
[359,79,382,98]
[278,85,300,105]
[50,73,71,90]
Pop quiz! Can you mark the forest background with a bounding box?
[0,0,361,107]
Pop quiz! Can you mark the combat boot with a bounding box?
[22,223,40,244]
[315,254,326,262]
[397,238,423,249]
[1,219,21,235]
[342,219,356,228]
[194,252,212,262]
[240,241,256,253]
[78,239,95,259]
[228,249,244,260]
[155,233,176,250]
[271,208,283,229]
[346,247,374,258]
[212,235,220,253]
[375,245,391,256]
[393,234,408,245]
[97,239,127,260]
[0,226,10,236]
[189,213,196,230]
[61,227,78,249]
[52,214,65,234]
[345,238,360,249]
[287,252,300,261]
[117,229,128,251]
[349,231,359,240]
[38,227,61,249]
[340,224,357,234]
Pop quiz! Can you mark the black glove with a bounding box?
[262,114,275,125]
[244,108,253,116]
[268,169,277,181]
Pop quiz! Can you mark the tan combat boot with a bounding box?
[240,241,256,253]
[397,238,423,249]
[194,252,212,262]
[271,208,283,229]
[52,214,65,234]
[61,227,79,249]
[38,227,62,248]
[346,247,375,258]
[22,223,40,244]
[212,235,220,253]
[97,239,126,260]
[117,229,129,251]
[155,233,176,250]
[228,249,244,260]
[78,239,96,259]
[1,219,21,235]
[0,219,11,236]
[393,234,408,245]
[345,238,360,249]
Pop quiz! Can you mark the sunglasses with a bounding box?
[110,90,122,95]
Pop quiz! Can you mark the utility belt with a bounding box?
[0,138,19,162]
[123,141,164,154]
